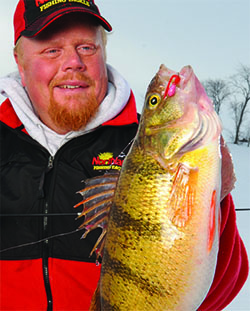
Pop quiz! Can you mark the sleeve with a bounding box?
[198,193,249,311]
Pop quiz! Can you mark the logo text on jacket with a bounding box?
[92,152,124,171]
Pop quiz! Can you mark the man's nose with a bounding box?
[61,48,86,72]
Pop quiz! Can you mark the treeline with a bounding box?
[203,64,250,146]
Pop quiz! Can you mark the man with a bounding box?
[0,0,248,310]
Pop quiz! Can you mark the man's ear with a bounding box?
[14,50,26,87]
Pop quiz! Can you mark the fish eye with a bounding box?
[147,94,161,109]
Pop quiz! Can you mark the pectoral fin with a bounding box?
[168,163,198,227]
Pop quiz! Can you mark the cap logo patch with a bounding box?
[36,0,90,7]
[37,0,91,12]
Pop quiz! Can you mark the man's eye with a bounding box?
[44,49,60,56]
[49,49,58,53]
[78,45,97,56]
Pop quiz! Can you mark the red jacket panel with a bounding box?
[199,194,249,310]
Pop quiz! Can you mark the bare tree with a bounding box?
[229,65,250,144]
[203,79,230,114]
[246,127,250,147]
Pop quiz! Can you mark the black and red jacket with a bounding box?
[0,95,248,310]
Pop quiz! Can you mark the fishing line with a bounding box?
[0,227,85,253]
[109,138,135,167]
[0,213,81,217]
[119,138,135,155]
[100,137,135,175]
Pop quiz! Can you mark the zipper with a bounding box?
[43,203,53,311]
[43,156,54,311]
[47,155,54,171]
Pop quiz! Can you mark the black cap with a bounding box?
[14,0,112,44]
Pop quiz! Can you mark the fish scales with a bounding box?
[77,65,233,310]
[100,143,220,310]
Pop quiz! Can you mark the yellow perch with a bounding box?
[77,65,223,310]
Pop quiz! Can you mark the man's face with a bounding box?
[15,15,108,134]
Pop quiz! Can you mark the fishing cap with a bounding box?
[14,0,112,44]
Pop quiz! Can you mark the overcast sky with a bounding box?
[1,0,249,110]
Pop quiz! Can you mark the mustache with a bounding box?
[49,72,95,89]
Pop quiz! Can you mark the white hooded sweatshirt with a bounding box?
[0,64,131,156]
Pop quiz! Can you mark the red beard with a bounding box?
[48,73,100,132]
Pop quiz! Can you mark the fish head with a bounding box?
[139,64,222,163]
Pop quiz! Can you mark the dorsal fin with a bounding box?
[75,173,119,260]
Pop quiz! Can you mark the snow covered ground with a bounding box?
[224,143,250,310]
